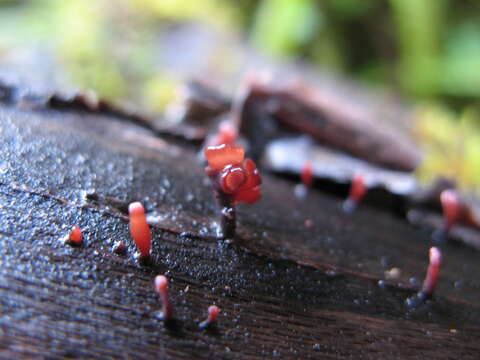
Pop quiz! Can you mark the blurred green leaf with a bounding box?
[251,0,321,57]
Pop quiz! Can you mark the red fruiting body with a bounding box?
[343,173,367,212]
[154,275,173,321]
[406,247,442,307]
[205,145,262,204]
[128,202,151,259]
[205,145,262,239]
[440,189,461,231]
[301,161,314,188]
[199,304,220,329]
[209,121,237,147]
[422,247,442,296]
[67,226,83,246]
[350,173,366,203]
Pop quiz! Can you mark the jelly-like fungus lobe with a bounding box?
[205,144,245,171]
[440,189,461,230]
[351,173,366,202]
[221,167,246,194]
[128,201,151,258]
[68,226,83,245]
[301,161,313,187]
[422,247,442,295]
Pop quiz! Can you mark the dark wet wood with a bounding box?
[0,86,479,359]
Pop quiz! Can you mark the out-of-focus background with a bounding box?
[1,0,479,191]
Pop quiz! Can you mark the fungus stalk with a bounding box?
[442,189,461,231]
[128,202,152,261]
[433,190,461,243]
[199,305,220,329]
[205,144,262,240]
[154,275,173,321]
[406,247,442,307]
[295,161,313,199]
[343,173,367,213]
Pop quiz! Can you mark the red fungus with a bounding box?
[199,304,220,329]
[205,144,262,239]
[65,225,83,246]
[128,202,151,260]
[154,275,173,321]
[406,247,442,307]
[440,189,461,232]
[343,173,367,212]
[301,161,314,188]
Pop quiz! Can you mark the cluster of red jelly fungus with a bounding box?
[154,275,173,321]
[199,305,220,329]
[65,225,83,246]
[301,161,314,188]
[406,247,442,307]
[208,121,238,147]
[342,173,367,213]
[204,144,262,239]
[128,202,152,261]
[440,189,461,232]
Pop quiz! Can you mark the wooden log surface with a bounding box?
[0,89,479,359]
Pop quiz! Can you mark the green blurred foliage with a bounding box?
[1,0,480,189]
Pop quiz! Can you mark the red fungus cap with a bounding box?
[205,144,244,171]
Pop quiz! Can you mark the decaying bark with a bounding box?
[0,84,479,359]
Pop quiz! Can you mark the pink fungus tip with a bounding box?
[301,161,314,187]
[440,190,461,231]
[199,305,220,328]
[128,201,145,216]
[154,275,173,321]
[155,275,169,293]
[128,201,151,259]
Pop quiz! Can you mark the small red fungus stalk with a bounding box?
[440,189,461,233]
[343,173,367,213]
[295,161,314,199]
[199,304,220,329]
[128,202,151,260]
[64,225,83,246]
[406,247,442,307]
[204,144,262,239]
[154,275,173,321]
[301,161,314,188]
